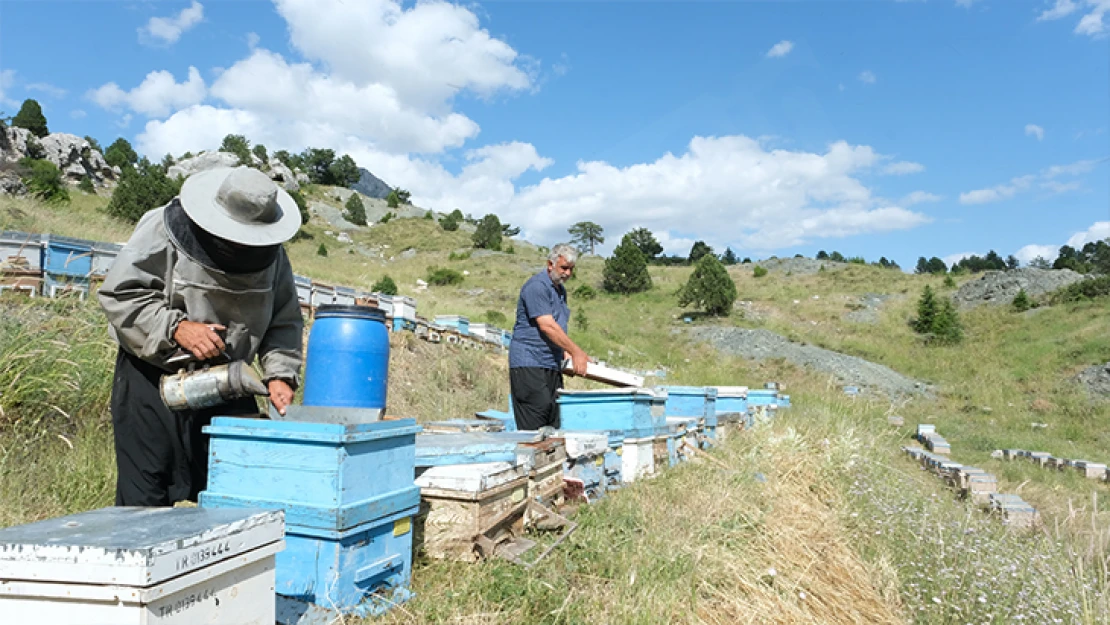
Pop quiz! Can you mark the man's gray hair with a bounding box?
[549,243,578,265]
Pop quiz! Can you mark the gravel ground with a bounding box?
[752,257,849,275]
[688,326,931,397]
[1076,362,1110,400]
[843,293,897,324]
[952,268,1086,308]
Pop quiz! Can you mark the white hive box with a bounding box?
[561,358,645,388]
[0,506,284,625]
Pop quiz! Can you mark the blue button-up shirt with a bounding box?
[508,270,569,370]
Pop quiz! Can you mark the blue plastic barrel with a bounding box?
[303,305,390,409]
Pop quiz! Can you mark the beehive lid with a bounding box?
[0,507,283,587]
[556,388,655,398]
[714,386,749,397]
[415,461,525,492]
[561,432,609,458]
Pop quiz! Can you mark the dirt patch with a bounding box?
[1076,362,1110,400]
[843,293,897,324]
[689,326,931,398]
[952,268,1086,309]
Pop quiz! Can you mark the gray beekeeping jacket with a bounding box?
[98,206,303,386]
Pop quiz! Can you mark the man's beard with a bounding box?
[547,267,566,286]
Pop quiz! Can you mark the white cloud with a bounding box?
[0,69,16,108]
[1014,244,1059,265]
[882,161,925,175]
[1038,0,1110,37]
[70,109,87,119]
[25,83,67,99]
[902,191,943,205]
[1067,221,1110,247]
[1025,123,1045,140]
[88,67,207,118]
[959,159,1101,204]
[1039,0,1080,20]
[140,1,204,45]
[858,70,877,84]
[246,32,260,49]
[766,40,794,58]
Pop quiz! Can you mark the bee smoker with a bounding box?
[160,360,270,412]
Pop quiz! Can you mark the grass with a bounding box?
[3,192,1110,622]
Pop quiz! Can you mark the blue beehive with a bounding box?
[713,386,748,417]
[415,431,541,467]
[42,234,93,278]
[434,315,469,336]
[476,410,516,432]
[556,388,661,438]
[500,329,512,348]
[200,416,421,620]
[561,432,608,502]
[748,389,782,407]
[659,386,717,418]
[560,430,623,491]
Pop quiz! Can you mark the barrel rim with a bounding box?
[314,304,386,320]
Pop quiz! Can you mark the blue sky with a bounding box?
[1,0,1107,268]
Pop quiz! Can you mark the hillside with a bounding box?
[3,189,1110,623]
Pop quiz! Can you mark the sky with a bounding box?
[0,0,1107,268]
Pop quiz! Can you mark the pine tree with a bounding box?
[602,235,652,294]
[932,299,963,344]
[12,99,48,137]
[344,193,367,226]
[104,138,138,170]
[472,214,503,250]
[1011,288,1031,312]
[720,247,739,265]
[688,241,713,264]
[105,158,180,222]
[568,221,605,254]
[317,243,328,257]
[678,253,737,316]
[914,285,938,334]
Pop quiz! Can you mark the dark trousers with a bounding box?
[510,367,564,431]
[110,349,258,507]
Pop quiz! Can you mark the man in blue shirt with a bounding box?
[508,243,590,430]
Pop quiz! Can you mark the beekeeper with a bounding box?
[507,243,590,430]
[98,166,304,507]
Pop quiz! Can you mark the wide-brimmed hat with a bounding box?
[179,166,301,247]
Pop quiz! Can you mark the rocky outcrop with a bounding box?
[0,129,119,187]
[352,167,393,199]
[952,268,1087,308]
[167,151,241,181]
[0,171,27,196]
[266,158,300,192]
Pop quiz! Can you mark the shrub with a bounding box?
[602,235,652,294]
[24,137,45,160]
[439,214,459,231]
[427,267,464,286]
[943,275,956,289]
[504,245,515,255]
[574,308,589,332]
[912,285,963,344]
[371,276,398,295]
[688,241,713,264]
[105,158,180,222]
[472,214,503,250]
[752,265,768,278]
[678,253,737,316]
[220,134,253,166]
[104,138,138,170]
[484,310,508,325]
[1011,288,1032,312]
[380,212,394,224]
[252,144,268,165]
[448,250,472,261]
[77,176,95,193]
[344,193,367,226]
[1049,275,1110,304]
[11,99,48,137]
[573,284,597,300]
[317,243,328,257]
[386,190,400,208]
[424,211,434,220]
[84,136,103,154]
[288,188,310,226]
[20,158,70,205]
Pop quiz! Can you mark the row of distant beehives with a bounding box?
[0,229,512,351]
[904,424,1039,530]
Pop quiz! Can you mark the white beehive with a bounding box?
[0,506,284,625]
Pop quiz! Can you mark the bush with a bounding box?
[504,245,515,255]
[424,211,434,220]
[1049,275,1110,304]
[484,310,508,325]
[678,253,737,316]
[19,158,70,205]
[104,138,138,170]
[252,144,268,165]
[752,265,768,278]
[380,212,394,224]
[573,284,597,300]
[1011,288,1032,312]
[105,158,180,222]
[24,138,45,160]
[448,250,472,261]
[427,267,464,286]
[943,275,956,289]
[371,276,398,295]
[344,193,367,226]
[317,243,328,257]
[602,235,652,294]
[288,188,310,226]
[472,214,503,250]
[386,190,401,208]
[220,134,253,167]
[440,214,459,231]
[77,177,95,193]
[574,308,589,332]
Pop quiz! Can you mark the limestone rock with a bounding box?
[266,158,300,192]
[0,171,27,196]
[0,131,118,187]
[167,151,240,181]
